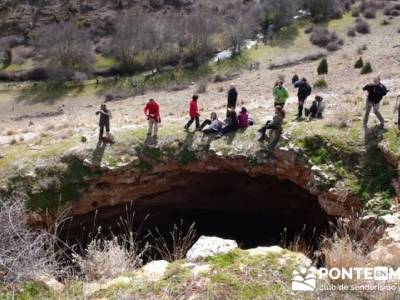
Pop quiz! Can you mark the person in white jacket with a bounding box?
[200,112,223,134]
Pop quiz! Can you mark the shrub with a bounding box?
[351,7,360,17]
[326,41,340,52]
[73,239,135,281]
[310,27,331,47]
[361,62,373,74]
[314,77,328,89]
[392,10,400,17]
[357,44,368,54]
[3,49,12,67]
[354,57,364,69]
[310,28,342,51]
[355,19,370,34]
[363,8,376,19]
[0,198,56,283]
[381,19,390,26]
[304,26,313,34]
[195,79,208,94]
[317,58,328,75]
[347,27,356,37]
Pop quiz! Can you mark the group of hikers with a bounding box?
[96,75,388,146]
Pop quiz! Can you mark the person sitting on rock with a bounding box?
[258,105,285,144]
[184,95,201,131]
[216,108,239,137]
[96,104,112,143]
[305,95,325,120]
[238,107,253,128]
[201,112,223,134]
[144,98,161,138]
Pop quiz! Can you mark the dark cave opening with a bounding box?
[62,171,331,256]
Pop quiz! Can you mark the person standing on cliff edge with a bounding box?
[96,104,112,143]
[144,98,161,139]
[363,76,388,129]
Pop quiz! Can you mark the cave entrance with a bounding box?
[64,171,331,254]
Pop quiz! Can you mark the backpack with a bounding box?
[305,84,312,97]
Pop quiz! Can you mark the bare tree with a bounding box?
[110,14,148,73]
[225,21,252,57]
[0,197,56,283]
[141,16,177,72]
[260,0,298,32]
[35,22,93,81]
[177,11,220,67]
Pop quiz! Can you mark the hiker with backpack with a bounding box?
[144,98,161,138]
[201,112,223,134]
[363,77,388,128]
[184,95,201,131]
[227,83,238,109]
[294,77,312,119]
[273,80,289,107]
[96,104,112,142]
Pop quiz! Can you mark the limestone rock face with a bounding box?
[369,213,400,262]
[186,236,238,261]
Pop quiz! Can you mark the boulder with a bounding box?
[137,260,169,282]
[186,236,238,261]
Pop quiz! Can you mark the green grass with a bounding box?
[94,54,118,70]
[292,126,396,213]
[2,59,34,72]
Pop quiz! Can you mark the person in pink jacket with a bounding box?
[238,107,250,128]
[184,95,201,131]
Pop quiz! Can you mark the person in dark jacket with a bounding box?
[96,104,112,141]
[184,95,201,131]
[227,83,238,109]
[217,108,239,137]
[363,77,388,128]
[294,78,312,118]
[305,95,325,120]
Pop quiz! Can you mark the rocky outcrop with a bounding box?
[64,147,362,220]
[369,213,400,263]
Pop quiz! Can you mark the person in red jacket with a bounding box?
[184,95,201,131]
[144,98,161,138]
